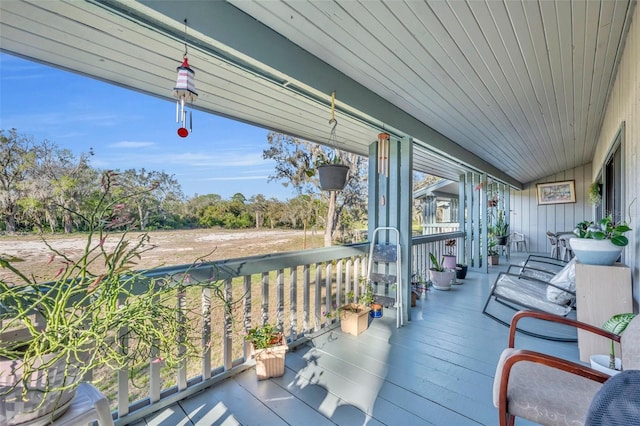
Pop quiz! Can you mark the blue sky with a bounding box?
[0,53,296,200]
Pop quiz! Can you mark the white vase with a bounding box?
[590,354,622,376]
[570,237,623,266]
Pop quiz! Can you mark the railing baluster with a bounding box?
[324,262,332,327]
[243,275,252,359]
[314,262,322,331]
[223,278,233,371]
[201,287,211,381]
[117,295,129,418]
[289,267,297,341]
[261,272,269,326]
[276,268,284,331]
[303,264,310,333]
[177,289,187,391]
[345,259,352,304]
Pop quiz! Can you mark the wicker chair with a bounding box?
[493,310,640,426]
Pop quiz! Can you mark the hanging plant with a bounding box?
[316,91,348,191]
[588,182,602,206]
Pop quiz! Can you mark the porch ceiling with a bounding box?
[0,0,635,188]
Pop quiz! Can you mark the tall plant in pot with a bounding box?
[0,171,233,425]
[428,253,456,291]
[570,201,633,265]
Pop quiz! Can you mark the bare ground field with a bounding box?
[0,228,326,282]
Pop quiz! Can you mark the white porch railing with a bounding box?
[108,232,464,425]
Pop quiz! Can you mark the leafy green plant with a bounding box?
[0,171,235,406]
[487,238,499,256]
[602,313,636,369]
[493,210,509,236]
[429,252,445,272]
[573,216,632,247]
[245,323,284,349]
[588,182,602,206]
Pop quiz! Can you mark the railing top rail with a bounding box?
[411,231,465,245]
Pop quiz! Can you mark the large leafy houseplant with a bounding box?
[0,171,231,424]
[602,313,637,370]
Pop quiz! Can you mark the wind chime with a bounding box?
[377,132,390,177]
[173,19,198,138]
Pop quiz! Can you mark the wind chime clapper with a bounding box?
[173,19,198,138]
[377,132,390,177]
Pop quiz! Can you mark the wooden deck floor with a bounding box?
[134,252,580,426]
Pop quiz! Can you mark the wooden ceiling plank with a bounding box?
[503,0,561,171]
[523,0,565,170]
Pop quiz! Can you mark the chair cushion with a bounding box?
[494,348,603,425]
[546,258,576,305]
[493,274,571,316]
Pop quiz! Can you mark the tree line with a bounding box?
[1,129,437,243]
[0,129,369,243]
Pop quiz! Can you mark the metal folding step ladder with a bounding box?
[366,227,404,328]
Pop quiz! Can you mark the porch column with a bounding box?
[368,136,413,323]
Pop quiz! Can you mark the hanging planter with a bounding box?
[316,91,349,192]
[318,163,349,191]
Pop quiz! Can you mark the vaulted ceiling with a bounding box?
[0,0,635,189]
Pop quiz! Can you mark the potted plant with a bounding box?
[570,204,633,265]
[589,313,636,375]
[493,210,509,245]
[487,238,500,265]
[0,171,231,425]
[316,154,349,191]
[244,323,288,380]
[443,239,457,269]
[455,263,468,280]
[588,182,602,206]
[329,282,374,335]
[428,252,456,291]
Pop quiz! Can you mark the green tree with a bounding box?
[118,168,184,230]
[0,129,44,232]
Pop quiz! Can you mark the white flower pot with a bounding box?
[430,269,456,291]
[590,354,622,376]
[570,238,623,266]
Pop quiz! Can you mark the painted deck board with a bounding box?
[141,253,583,425]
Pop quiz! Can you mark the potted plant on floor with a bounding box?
[330,282,373,336]
[244,323,288,380]
[570,202,633,265]
[487,238,500,265]
[0,171,233,426]
[590,313,637,375]
[443,239,457,270]
[429,253,456,291]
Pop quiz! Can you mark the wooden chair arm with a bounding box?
[498,348,611,421]
[509,310,620,348]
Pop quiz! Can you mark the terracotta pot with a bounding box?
[369,302,383,318]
